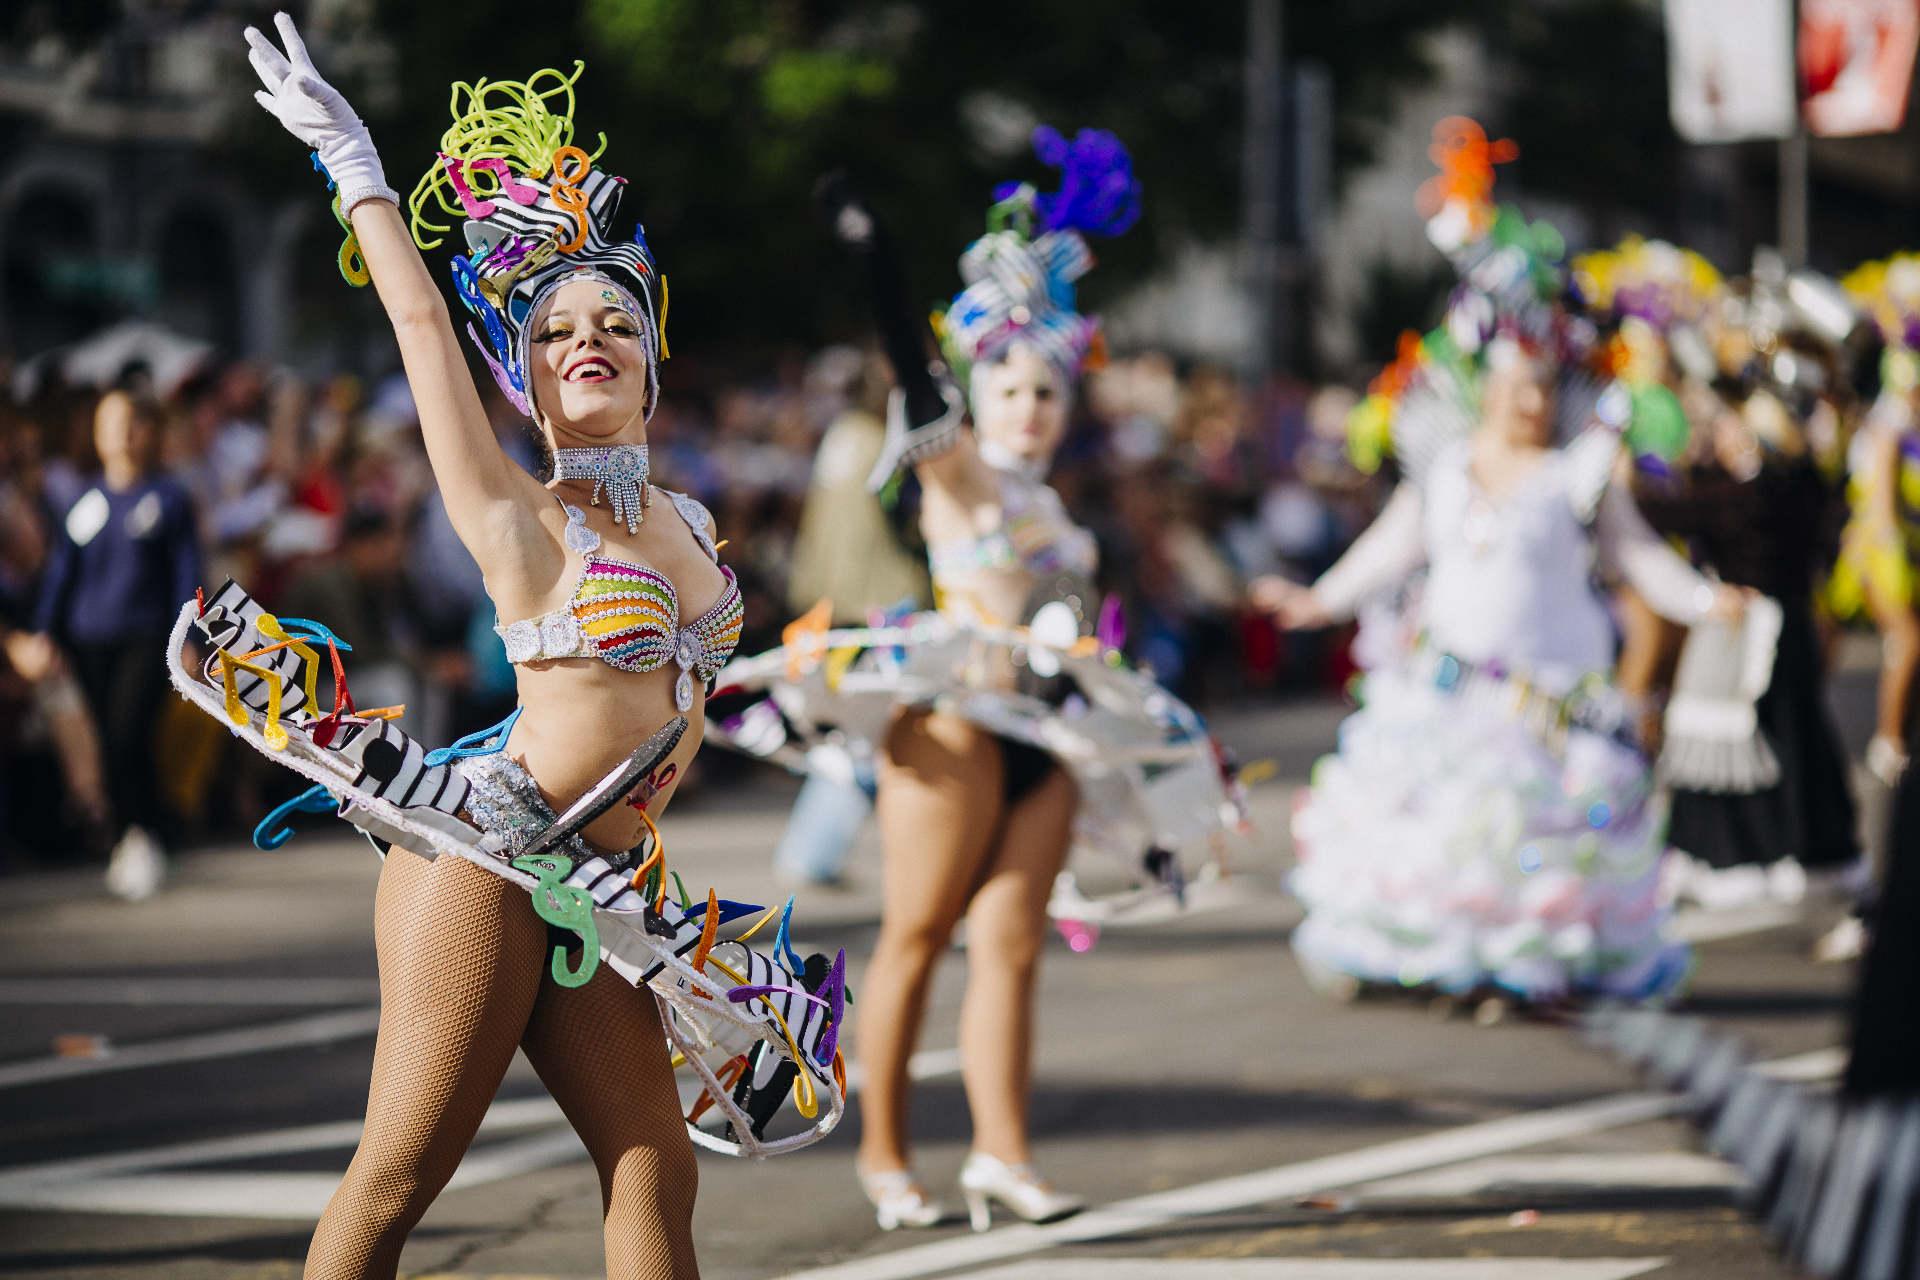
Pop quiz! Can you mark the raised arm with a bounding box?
[244,15,540,558]
[1594,480,1744,624]
[1252,483,1427,628]
[876,376,999,512]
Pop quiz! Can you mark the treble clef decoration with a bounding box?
[512,851,600,987]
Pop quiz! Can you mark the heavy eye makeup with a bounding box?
[534,309,639,344]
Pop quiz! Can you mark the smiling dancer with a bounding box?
[165,17,846,1278]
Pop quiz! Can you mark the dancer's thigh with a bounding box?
[876,709,1007,937]
[520,972,694,1188]
[521,973,699,1278]
[966,767,1077,960]
[359,850,546,1175]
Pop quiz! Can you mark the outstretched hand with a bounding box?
[1250,575,1334,630]
[243,13,389,206]
[1705,583,1754,625]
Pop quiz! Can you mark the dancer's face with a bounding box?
[1483,354,1554,447]
[972,345,1070,466]
[528,278,651,447]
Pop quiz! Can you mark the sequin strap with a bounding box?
[667,490,719,561]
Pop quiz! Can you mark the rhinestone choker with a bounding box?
[552,443,650,534]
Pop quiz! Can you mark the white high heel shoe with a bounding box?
[958,1152,1085,1232]
[858,1168,946,1231]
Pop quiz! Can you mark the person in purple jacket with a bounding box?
[34,389,203,898]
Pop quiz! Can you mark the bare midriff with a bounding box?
[502,656,707,854]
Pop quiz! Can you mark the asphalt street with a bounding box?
[0,695,1861,1279]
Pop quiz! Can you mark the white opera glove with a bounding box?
[244,12,396,213]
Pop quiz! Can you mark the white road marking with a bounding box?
[779,1090,1687,1280]
[1751,1046,1846,1082]
[1345,1150,1743,1200]
[0,1095,568,1186]
[0,998,964,1098]
[785,1044,1839,1280]
[1669,903,1802,944]
[964,1263,1667,1280]
[0,1048,965,1219]
[0,976,380,1006]
[846,1047,964,1096]
[0,1007,382,1090]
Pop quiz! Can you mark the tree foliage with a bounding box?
[347,0,1484,358]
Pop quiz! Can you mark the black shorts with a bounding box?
[997,735,1058,806]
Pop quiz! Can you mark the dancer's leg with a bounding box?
[307,852,544,1280]
[958,767,1077,1165]
[520,972,699,1279]
[1612,587,1683,749]
[857,710,1004,1173]
[1867,584,1920,751]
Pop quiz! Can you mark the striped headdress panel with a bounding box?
[458,168,663,419]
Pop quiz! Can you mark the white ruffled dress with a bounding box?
[1291,431,1715,1001]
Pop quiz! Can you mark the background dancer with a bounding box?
[790,134,1142,1232]
[1636,344,1859,909]
[1257,286,1747,1005]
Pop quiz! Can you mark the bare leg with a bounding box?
[1867,582,1920,749]
[1613,586,1684,751]
[307,852,544,1279]
[958,768,1077,1165]
[856,709,1004,1174]
[522,968,700,1279]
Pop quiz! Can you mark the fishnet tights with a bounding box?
[306,850,699,1279]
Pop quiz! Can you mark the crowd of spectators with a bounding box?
[0,339,1384,884]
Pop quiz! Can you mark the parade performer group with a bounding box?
[164,13,1920,1274]
[160,12,1246,1274]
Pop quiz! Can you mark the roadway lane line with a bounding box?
[0,1095,569,1185]
[1342,1150,1743,1201]
[0,1049,966,1218]
[1752,1046,1846,1082]
[1669,903,1802,944]
[965,1263,1667,1280]
[780,1091,1686,1280]
[0,976,380,1006]
[0,1006,382,1090]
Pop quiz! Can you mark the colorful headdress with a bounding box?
[1347,118,1615,476]
[1572,236,1723,332]
[1842,252,1920,352]
[934,125,1141,382]
[1568,237,1726,465]
[407,64,667,420]
[1416,116,1519,256]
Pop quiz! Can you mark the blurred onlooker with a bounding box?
[33,390,203,898]
[278,506,419,717]
[785,348,930,623]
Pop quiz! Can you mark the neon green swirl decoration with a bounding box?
[408,61,609,250]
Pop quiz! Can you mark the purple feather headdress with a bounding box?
[939,125,1143,379]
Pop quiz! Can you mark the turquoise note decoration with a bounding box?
[512,852,599,987]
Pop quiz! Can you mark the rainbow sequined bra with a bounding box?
[496,492,745,711]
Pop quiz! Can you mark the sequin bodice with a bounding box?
[496,491,744,710]
[926,465,1097,591]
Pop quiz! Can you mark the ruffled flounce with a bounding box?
[1290,665,1689,1001]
